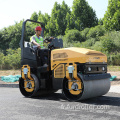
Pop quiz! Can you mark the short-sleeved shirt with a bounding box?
[31,35,43,50]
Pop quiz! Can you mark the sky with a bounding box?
[0,0,108,29]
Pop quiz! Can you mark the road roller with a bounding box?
[19,19,111,101]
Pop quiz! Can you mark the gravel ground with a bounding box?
[109,85,120,93]
[108,71,120,86]
[0,88,120,120]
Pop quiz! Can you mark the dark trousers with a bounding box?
[38,49,47,65]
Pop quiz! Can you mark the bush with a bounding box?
[0,52,4,69]
[63,29,83,42]
[1,48,21,69]
[73,41,82,48]
[57,35,64,39]
[100,36,117,53]
[63,40,74,48]
[107,53,120,65]
[81,38,97,48]
[98,18,103,25]
[81,28,90,41]
[92,41,103,52]
[104,31,120,52]
[87,25,106,38]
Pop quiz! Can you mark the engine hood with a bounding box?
[51,47,107,70]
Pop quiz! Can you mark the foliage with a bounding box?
[38,12,50,36]
[0,52,4,69]
[99,31,120,53]
[65,12,73,33]
[107,52,120,65]
[46,1,71,36]
[0,21,23,52]
[0,48,21,69]
[30,12,38,21]
[91,41,103,52]
[71,0,98,31]
[63,40,74,48]
[103,0,120,31]
[87,25,106,38]
[98,18,103,25]
[104,31,120,51]
[81,28,90,41]
[81,38,97,48]
[63,29,83,43]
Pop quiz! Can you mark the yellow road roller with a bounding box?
[19,19,111,101]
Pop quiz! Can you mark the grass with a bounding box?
[108,66,120,72]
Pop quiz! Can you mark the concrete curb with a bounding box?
[0,77,19,88]
[0,84,19,88]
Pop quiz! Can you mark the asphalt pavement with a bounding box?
[0,87,120,120]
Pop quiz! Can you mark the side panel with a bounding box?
[52,77,63,89]
[22,48,36,60]
[21,59,37,68]
[52,64,65,89]
[21,47,37,67]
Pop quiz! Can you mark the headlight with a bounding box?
[102,67,105,71]
[88,67,92,72]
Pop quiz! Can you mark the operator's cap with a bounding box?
[35,26,42,31]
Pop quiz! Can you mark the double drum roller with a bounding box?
[19,19,111,101]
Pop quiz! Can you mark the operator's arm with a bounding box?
[32,40,41,48]
[31,36,41,48]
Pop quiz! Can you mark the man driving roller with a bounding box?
[30,26,47,67]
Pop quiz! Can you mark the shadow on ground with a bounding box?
[30,91,120,107]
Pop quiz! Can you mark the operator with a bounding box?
[30,26,47,67]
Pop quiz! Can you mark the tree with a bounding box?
[38,13,50,36]
[71,0,98,31]
[98,18,103,25]
[0,20,35,51]
[60,1,71,35]
[30,12,38,21]
[46,1,70,36]
[38,13,50,25]
[65,12,75,33]
[9,22,23,49]
[103,0,120,31]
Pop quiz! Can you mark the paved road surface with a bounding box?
[0,88,120,120]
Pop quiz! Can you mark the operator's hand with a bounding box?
[49,37,54,39]
[45,40,49,43]
[37,44,41,49]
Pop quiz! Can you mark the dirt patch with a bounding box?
[0,70,21,76]
[108,71,120,86]
[108,71,120,78]
[111,80,120,86]
[0,70,20,84]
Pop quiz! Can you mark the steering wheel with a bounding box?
[44,37,55,43]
